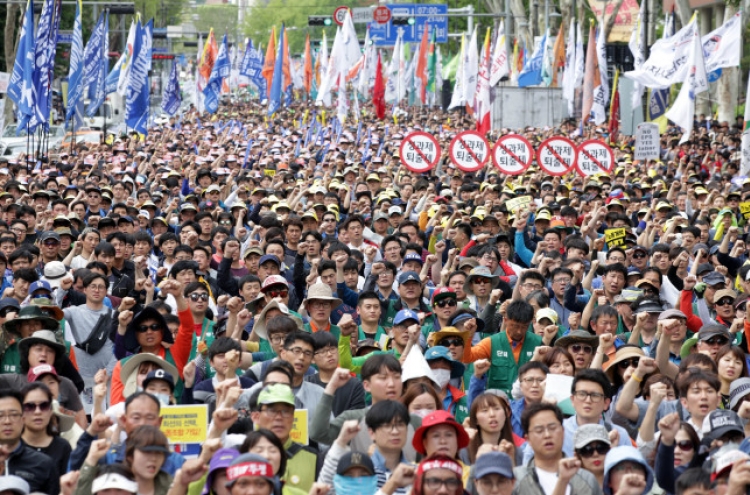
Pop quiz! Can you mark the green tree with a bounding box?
[194,4,239,36]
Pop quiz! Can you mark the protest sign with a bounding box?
[506,195,532,214]
[161,404,208,445]
[635,123,660,161]
[290,409,309,444]
[399,131,441,173]
[492,135,533,176]
[604,228,627,248]
[449,131,490,172]
[740,202,750,220]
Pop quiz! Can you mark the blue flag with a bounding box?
[8,0,36,133]
[65,0,83,123]
[268,26,285,116]
[518,34,546,88]
[106,52,126,95]
[240,39,267,98]
[162,61,182,116]
[28,0,61,132]
[126,19,152,134]
[203,34,230,114]
[84,12,108,117]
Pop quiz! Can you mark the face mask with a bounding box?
[432,369,451,389]
[412,408,435,419]
[153,393,171,406]
[333,475,378,495]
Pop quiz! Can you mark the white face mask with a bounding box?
[432,369,451,389]
[412,408,435,419]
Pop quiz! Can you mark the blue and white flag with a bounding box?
[126,19,152,134]
[84,12,108,117]
[518,33,546,88]
[8,0,36,132]
[162,62,182,116]
[203,34,230,114]
[65,0,83,123]
[106,52,126,95]
[240,39,267,98]
[26,0,54,132]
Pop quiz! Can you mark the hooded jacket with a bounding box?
[602,446,655,495]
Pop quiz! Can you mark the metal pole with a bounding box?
[544,0,549,32]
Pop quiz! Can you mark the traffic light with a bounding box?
[392,16,414,26]
[308,16,333,26]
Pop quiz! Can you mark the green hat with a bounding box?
[680,336,698,359]
[257,384,295,407]
[2,306,59,336]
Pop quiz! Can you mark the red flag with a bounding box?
[304,34,313,96]
[198,29,218,81]
[476,28,491,136]
[262,27,276,97]
[373,52,385,120]
[415,23,429,104]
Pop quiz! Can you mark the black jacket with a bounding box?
[8,442,60,495]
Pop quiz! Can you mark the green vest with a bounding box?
[303,323,341,340]
[488,332,542,395]
[358,325,387,344]
[0,342,20,374]
[188,318,216,379]
[120,351,184,402]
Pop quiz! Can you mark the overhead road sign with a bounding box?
[369,4,448,46]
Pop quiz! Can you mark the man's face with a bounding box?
[259,261,280,279]
[84,278,108,303]
[368,416,408,453]
[363,366,402,401]
[567,342,594,369]
[505,319,528,342]
[571,379,610,423]
[696,334,730,359]
[11,279,30,300]
[42,237,60,259]
[525,410,563,462]
[307,299,332,323]
[251,401,295,443]
[27,343,56,367]
[519,368,546,402]
[122,395,161,434]
[0,397,23,445]
[651,251,670,272]
[313,344,339,373]
[188,290,209,314]
[279,339,314,378]
[359,298,381,324]
[602,270,625,296]
[476,474,514,495]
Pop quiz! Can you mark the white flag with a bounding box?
[117,19,137,96]
[385,30,403,103]
[574,22,584,89]
[336,74,348,125]
[357,28,375,97]
[489,21,509,86]
[319,31,329,80]
[741,70,750,175]
[591,26,609,125]
[339,12,362,75]
[562,22,576,108]
[629,0,646,108]
[665,21,708,144]
[702,11,742,74]
[316,27,341,106]
[463,27,478,107]
[448,34,466,109]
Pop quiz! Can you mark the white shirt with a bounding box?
[535,466,571,495]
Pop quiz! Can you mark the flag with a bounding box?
[261,28,276,99]
[550,27,566,87]
[590,25,609,125]
[518,33,546,88]
[336,74,348,125]
[204,34,229,114]
[463,27,478,108]
[665,19,708,144]
[509,39,520,84]
[741,70,750,175]
[280,25,292,104]
[628,0,646,108]
[373,51,385,120]
[385,29,404,103]
[106,52,126,95]
[562,22,576,112]
[161,61,181,116]
[357,27,376,97]
[304,34,313,96]
[8,0,36,131]
[83,11,108,118]
[27,0,59,132]
[126,19,152,134]
[65,0,82,123]
[117,19,137,96]
[199,29,218,82]
[427,27,438,95]
[573,22,584,89]
[240,39,266,98]
[608,69,620,143]
[649,11,675,132]
[541,30,554,86]
[448,33,466,109]
[703,11,742,75]
[476,27,491,135]
[490,21,509,86]
[582,24,597,123]
[317,31,329,88]
[268,26,284,115]
[415,23,429,104]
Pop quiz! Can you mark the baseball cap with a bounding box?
[474,452,514,480]
[142,369,175,393]
[424,346,465,379]
[696,263,715,276]
[29,280,52,296]
[703,410,744,446]
[702,271,726,286]
[257,384,295,407]
[574,424,611,450]
[403,253,423,266]
[431,287,456,304]
[535,308,559,324]
[393,309,420,327]
[259,254,281,267]
[729,377,750,410]
[697,324,731,342]
[27,364,60,383]
[203,449,240,495]
[388,206,403,217]
[0,298,19,314]
[261,275,289,291]
[712,445,750,481]
[658,309,687,321]
[397,271,421,285]
[92,473,137,494]
[39,231,61,243]
[633,299,663,314]
[336,451,375,476]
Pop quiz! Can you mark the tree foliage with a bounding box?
[194,4,239,37]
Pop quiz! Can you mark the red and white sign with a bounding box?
[373,6,392,24]
[492,134,534,176]
[536,137,576,176]
[333,6,351,26]
[399,132,441,173]
[575,139,615,177]
[449,131,490,172]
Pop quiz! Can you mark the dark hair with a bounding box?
[525,289,550,308]
[240,429,288,476]
[266,315,299,338]
[468,392,515,463]
[133,231,153,247]
[675,468,711,495]
[400,383,441,412]
[357,291,381,307]
[94,241,115,257]
[12,267,38,283]
[505,300,534,324]
[318,259,336,276]
[173,245,194,259]
[85,261,108,274]
[365,400,409,430]
[679,353,718,375]
[239,274,261,292]
[520,270,546,285]
[183,281,208,297]
[518,361,549,379]
[362,354,401,381]
[125,425,169,465]
[677,370,721,397]
[261,360,294,385]
[82,272,107,288]
[521,402,563,436]
[572,369,612,399]
[106,232,127,245]
[21,382,57,436]
[311,330,338,351]
[540,347,575,375]
[715,345,748,379]
[169,260,199,279]
[602,262,628,280]
[591,304,619,323]
[283,331,315,351]
[642,373,676,400]
[208,337,242,361]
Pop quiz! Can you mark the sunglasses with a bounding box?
[438,338,464,347]
[577,442,610,458]
[266,290,288,299]
[189,293,209,302]
[703,336,729,346]
[137,324,162,333]
[676,440,694,451]
[618,358,640,369]
[633,252,647,259]
[219,220,232,226]
[22,401,51,413]
[43,240,60,247]
[570,344,593,354]
[716,299,734,306]
[434,299,457,308]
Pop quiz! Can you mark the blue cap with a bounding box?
[474,452,515,480]
[403,254,423,266]
[29,280,52,294]
[393,309,420,326]
[142,369,175,392]
[117,215,134,224]
[397,271,421,285]
[0,298,20,313]
[449,312,485,333]
[703,271,726,286]
[424,346,465,378]
[259,254,281,267]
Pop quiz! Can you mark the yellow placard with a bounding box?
[604,228,627,249]
[264,169,276,177]
[740,202,750,220]
[506,195,532,214]
[160,404,208,444]
[290,409,309,445]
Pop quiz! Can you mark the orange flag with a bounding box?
[304,34,312,96]
[281,25,291,92]
[262,27,277,97]
[551,26,566,87]
[198,29,218,81]
[582,23,597,123]
[415,23,429,104]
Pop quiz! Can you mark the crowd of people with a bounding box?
[0,100,745,495]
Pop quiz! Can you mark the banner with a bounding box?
[605,228,627,248]
[634,123,660,160]
[160,404,208,444]
[7,0,36,130]
[161,61,181,116]
[518,34,546,88]
[83,12,107,117]
[125,19,152,134]
[703,11,742,74]
[506,195,532,214]
[586,0,640,43]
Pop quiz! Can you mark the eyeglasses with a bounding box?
[379,421,407,432]
[521,377,545,385]
[137,324,162,333]
[573,390,606,402]
[434,299,457,308]
[87,285,107,292]
[633,252,647,259]
[189,293,209,302]
[0,411,22,422]
[474,278,491,285]
[481,255,498,262]
[617,358,640,370]
[266,290,288,299]
[219,220,232,226]
[22,401,51,413]
[528,423,561,436]
[286,347,313,358]
[43,240,60,247]
[570,344,593,354]
[314,346,337,357]
[261,406,294,418]
[438,338,464,348]
[716,299,735,306]
[423,478,461,490]
[676,440,694,451]
[269,335,285,344]
[553,278,571,284]
[522,283,543,291]
[703,336,729,346]
[577,442,610,458]
[323,218,336,223]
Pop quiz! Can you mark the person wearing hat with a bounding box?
[572,424,611,487]
[38,231,62,265]
[412,411,470,481]
[624,297,664,349]
[109,279,194,405]
[303,283,343,339]
[462,266,502,319]
[602,446,655,495]
[473,451,515,495]
[424,347,467,423]
[423,288,459,345]
[0,475,29,495]
[554,330,599,371]
[381,271,432,330]
[410,454,465,495]
[141,368,177,406]
[0,303,61,374]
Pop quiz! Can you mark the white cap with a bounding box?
[92,473,138,494]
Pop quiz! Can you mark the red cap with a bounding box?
[27,364,59,383]
[412,410,470,455]
[431,287,457,304]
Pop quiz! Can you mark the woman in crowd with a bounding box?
[21,382,71,476]
[465,391,520,464]
[401,382,442,419]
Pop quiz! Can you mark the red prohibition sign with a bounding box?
[398,131,441,173]
[536,136,576,176]
[575,139,615,176]
[492,134,534,176]
[449,131,490,172]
